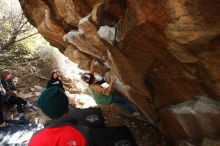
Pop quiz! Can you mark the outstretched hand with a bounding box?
[90,58,98,74]
[110,76,117,82]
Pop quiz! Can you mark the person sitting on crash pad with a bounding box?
[29,87,93,146]
[1,70,37,124]
[47,70,65,91]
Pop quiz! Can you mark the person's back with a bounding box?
[88,84,112,105]
[29,87,92,146]
[29,121,86,146]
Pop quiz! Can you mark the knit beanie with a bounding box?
[38,87,69,119]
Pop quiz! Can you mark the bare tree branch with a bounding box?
[0,1,35,51]
[15,32,38,43]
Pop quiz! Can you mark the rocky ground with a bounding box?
[1,49,219,146]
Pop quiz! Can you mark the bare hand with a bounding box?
[91,58,97,63]
[92,59,99,65]
[110,76,117,82]
[8,90,17,96]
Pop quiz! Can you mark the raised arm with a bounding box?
[93,76,116,96]
[90,59,98,75]
[106,76,116,93]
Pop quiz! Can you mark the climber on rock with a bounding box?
[81,60,137,115]
[29,87,93,146]
[47,70,65,91]
[1,70,37,124]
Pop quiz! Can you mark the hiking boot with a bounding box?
[0,122,15,129]
[132,112,140,116]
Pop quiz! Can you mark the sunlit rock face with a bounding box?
[19,0,220,144]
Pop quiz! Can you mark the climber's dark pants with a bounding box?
[111,94,135,114]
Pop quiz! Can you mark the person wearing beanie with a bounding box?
[81,60,137,115]
[29,87,93,146]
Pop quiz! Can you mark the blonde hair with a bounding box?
[1,70,11,80]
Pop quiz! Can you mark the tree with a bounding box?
[0,0,38,51]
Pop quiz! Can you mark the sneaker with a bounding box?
[19,116,29,125]
[24,103,38,112]
[29,105,38,112]
[0,122,15,128]
[125,112,140,118]
[0,122,7,128]
[132,112,140,116]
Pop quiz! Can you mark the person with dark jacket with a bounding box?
[0,79,7,128]
[47,70,65,91]
[1,70,37,124]
[29,87,93,146]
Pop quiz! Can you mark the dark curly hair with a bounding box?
[81,73,95,84]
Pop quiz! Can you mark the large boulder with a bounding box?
[160,98,220,143]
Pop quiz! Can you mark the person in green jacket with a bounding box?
[81,60,136,114]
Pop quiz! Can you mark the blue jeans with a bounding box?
[111,94,135,114]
